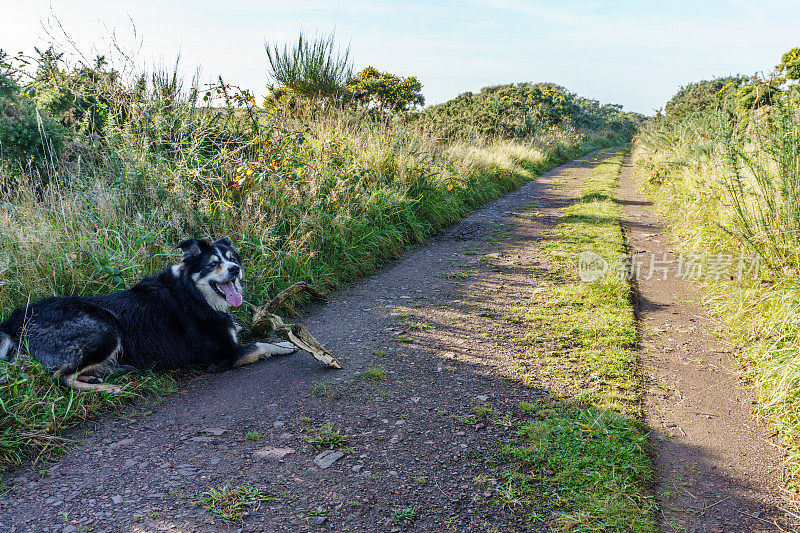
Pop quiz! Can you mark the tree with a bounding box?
[346,67,424,114]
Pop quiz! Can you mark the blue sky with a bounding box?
[4,0,799,114]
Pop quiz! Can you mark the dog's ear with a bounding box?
[213,237,232,248]
[176,238,202,259]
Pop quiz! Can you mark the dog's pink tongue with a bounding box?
[219,281,243,307]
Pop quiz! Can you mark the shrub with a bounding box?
[265,30,352,100]
[418,82,641,143]
[663,76,747,119]
[346,66,424,114]
[0,70,66,176]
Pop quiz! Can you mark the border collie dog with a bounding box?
[0,237,295,392]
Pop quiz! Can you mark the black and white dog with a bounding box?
[0,237,296,392]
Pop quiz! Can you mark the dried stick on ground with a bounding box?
[250,282,342,369]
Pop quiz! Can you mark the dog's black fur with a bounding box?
[0,237,294,392]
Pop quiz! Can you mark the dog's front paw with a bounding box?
[262,341,296,355]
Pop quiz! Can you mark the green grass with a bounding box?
[511,151,640,414]
[193,484,278,523]
[0,359,175,468]
[245,430,263,441]
[499,407,653,531]
[304,422,348,450]
[360,364,387,381]
[501,149,656,530]
[391,506,418,525]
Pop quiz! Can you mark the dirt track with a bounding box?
[619,161,798,532]
[0,152,795,532]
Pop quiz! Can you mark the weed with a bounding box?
[245,430,262,441]
[495,476,530,512]
[306,505,328,517]
[310,381,333,397]
[361,365,387,381]
[445,515,462,529]
[392,506,417,525]
[474,404,494,418]
[442,270,477,279]
[402,320,430,330]
[460,415,479,425]
[393,335,414,343]
[304,423,348,450]
[194,484,277,523]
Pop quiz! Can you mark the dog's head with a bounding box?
[174,237,244,312]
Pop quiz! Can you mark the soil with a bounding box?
[618,160,799,532]
[0,152,796,532]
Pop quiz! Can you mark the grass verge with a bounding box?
[502,149,657,530]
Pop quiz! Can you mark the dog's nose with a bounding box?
[228,265,240,276]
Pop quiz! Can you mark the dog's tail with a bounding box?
[0,330,16,361]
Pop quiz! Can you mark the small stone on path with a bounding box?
[200,427,228,436]
[314,450,345,469]
[253,446,295,461]
[109,438,135,450]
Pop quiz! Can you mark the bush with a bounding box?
[346,66,424,114]
[664,76,747,119]
[418,82,641,142]
[0,70,66,176]
[265,30,352,100]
